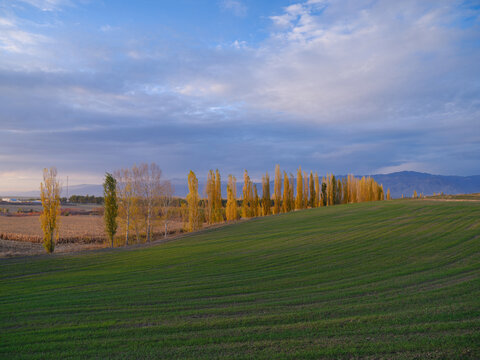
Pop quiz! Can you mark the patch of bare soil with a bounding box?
[0,239,106,258]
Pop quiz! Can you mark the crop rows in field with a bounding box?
[0,200,479,359]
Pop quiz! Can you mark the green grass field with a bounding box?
[1,200,479,359]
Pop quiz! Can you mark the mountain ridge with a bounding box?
[2,171,479,199]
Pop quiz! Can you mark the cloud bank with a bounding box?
[0,0,479,191]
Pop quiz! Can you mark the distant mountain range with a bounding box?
[172,171,480,199]
[370,171,480,198]
[2,171,480,199]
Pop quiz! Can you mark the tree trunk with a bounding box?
[164,221,167,239]
[146,203,151,243]
[125,210,129,246]
[146,216,151,243]
[50,232,54,253]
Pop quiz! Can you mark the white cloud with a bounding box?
[221,0,247,17]
[100,24,119,32]
[0,0,478,187]
[0,14,51,55]
[214,0,479,128]
[15,0,72,11]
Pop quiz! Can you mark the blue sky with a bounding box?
[0,0,479,191]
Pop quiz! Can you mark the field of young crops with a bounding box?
[0,199,479,359]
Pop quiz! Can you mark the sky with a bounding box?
[0,0,479,192]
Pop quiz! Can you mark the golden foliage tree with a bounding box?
[386,188,391,200]
[226,175,238,221]
[342,178,348,204]
[214,169,223,222]
[273,164,282,214]
[295,166,303,210]
[314,172,320,207]
[186,170,202,231]
[336,178,342,204]
[282,171,291,213]
[303,171,308,208]
[205,170,216,224]
[309,171,315,208]
[289,173,295,210]
[261,172,271,216]
[379,184,385,201]
[253,184,260,217]
[242,170,253,218]
[40,167,61,253]
[321,177,327,206]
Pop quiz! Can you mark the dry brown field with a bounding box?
[0,215,105,243]
[0,215,185,258]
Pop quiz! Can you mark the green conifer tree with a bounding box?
[104,173,118,248]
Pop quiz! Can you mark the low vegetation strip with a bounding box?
[0,200,479,359]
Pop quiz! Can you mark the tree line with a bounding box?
[38,164,391,253]
[184,165,390,232]
[62,195,104,204]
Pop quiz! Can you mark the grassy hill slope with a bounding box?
[1,200,479,359]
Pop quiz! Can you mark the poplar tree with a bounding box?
[253,185,260,217]
[273,164,282,214]
[314,172,320,207]
[309,171,315,208]
[289,173,295,210]
[348,174,356,203]
[40,167,61,253]
[342,178,349,204]
[331,175,337,205]
[321,181,327,206]
[242,170,253,218]
[295,166,303,210]
[337,178,342,204]
[215,169,223,222]
[303,172,308,208]
[186,170,201,231]
[226,175,237,221]
[103,173,118,248]
[262,172,271,216]
[205,170,215,224]
[282,171,290,213]
[386,188,391,200]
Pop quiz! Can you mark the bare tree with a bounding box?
[114,168,135,246]
[133,163,163,243]
[159,180,174,238]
